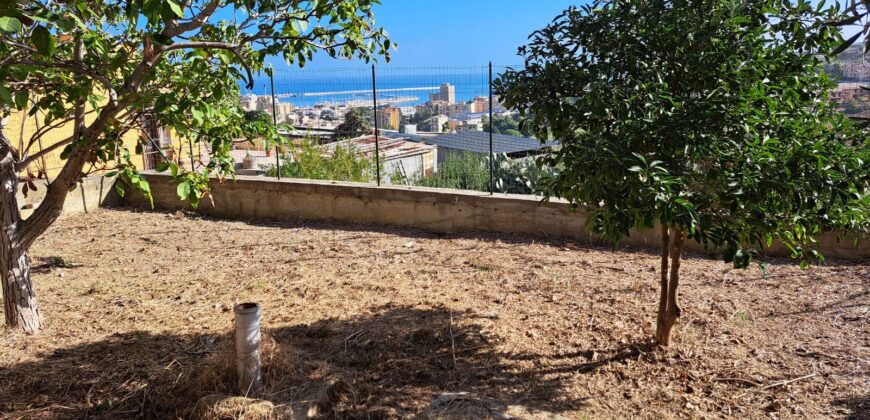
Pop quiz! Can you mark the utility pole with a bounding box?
[371,64,381,186]
[489,62,494,195]
[268,66,280,179]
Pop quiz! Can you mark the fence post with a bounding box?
[371,64,381,186]
[489,62,494,195]
[269,66,280,179]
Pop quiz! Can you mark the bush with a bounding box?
[409,152,556,195]
[413,152,491,191]
[263,140,378,183]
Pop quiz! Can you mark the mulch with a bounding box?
[0,208,867,418]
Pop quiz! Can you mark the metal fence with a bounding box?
[11,59,870,196]
[239,64,553,194]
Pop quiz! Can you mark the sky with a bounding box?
[265,0,581,70]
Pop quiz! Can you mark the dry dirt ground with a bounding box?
[0,208,868,419]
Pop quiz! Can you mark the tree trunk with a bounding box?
[0,130,43,333]
[655,225,670,344]
[1,232,42,333]
[655,226,684,346]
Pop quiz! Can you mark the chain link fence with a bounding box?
[239,65,557,194]
[9,56,869,196]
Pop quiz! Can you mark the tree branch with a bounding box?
[163,0,220,38]
[10,59,119,107]
[163,42,254,88]
[16,136,74,170]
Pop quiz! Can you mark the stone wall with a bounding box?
[17,175,121,219]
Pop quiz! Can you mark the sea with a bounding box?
[241,66,515,108]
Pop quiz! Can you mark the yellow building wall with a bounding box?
[5,107,144,178]
[4,109,203,178]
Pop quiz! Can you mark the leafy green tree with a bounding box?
[0,0,391,333]
[408,107,435,125]
[483,114,533,137]
[244,110,272,124]
[496,0,870,345]
[334,107,371,139]
[502,128,522,138]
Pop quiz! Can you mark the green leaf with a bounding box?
[0,16,21,33]
[31,25,55,57]
[166,0,184,17]
[177,181,190,199]
[0,86,13,105]
[833,32,861,56]
[14,91,28,109]
[164,0,184,17]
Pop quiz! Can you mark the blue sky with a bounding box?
[253,0,862,71]
[266,0,580,70]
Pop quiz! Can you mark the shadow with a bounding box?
[765,289,870,318]
[105,206,669,259]
[108,207,868,272]
[833,394,870,420]
[0,305,605,418]
[30,256,85,273]
[503,340,659,377]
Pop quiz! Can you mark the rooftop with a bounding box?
[322,135,436,160]
[394,131,558,155]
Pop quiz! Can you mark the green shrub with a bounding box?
[264,140,378,183]
[410,152,556,194]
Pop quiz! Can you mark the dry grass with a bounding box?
[0,208,868,419]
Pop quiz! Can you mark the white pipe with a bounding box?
[234,302,263,394]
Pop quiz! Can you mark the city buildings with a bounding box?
[428,83,456,104]
[241,94,294,123]
[407,131,558,164]
[240,80,511,138]
[831,83,867,102]
[378,107,401,131]
[470,96,489,113]
[425,114,449,133]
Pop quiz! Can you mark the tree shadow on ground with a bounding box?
[764,289,870,318]
[833,394,870,420]
[0,304,640,418]
[131,208,867,270]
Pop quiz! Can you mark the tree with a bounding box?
[334,107,370,139]
[244,110,272,124]
[483,114,531,137]
[496,0,870,346]
[828,3,870,55]
[0,0,391,333]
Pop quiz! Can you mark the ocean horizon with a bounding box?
[241,66,515,108]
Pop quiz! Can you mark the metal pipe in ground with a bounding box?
[234,302,263,394]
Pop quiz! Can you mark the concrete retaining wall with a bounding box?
[121,173,869,259]
[18,175,121,219]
